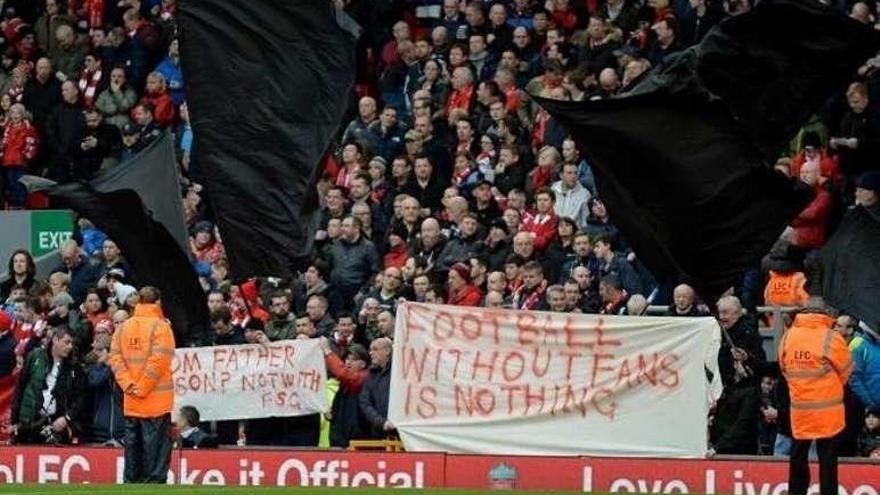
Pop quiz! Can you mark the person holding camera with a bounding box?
[11,327,86,444]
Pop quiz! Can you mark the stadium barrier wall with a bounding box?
[0,446,878,492]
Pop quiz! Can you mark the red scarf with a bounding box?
[86,0,104,28]
[514,280,547,310]
[78,68,103,107]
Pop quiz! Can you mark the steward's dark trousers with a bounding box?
[124,414,172,483]
[789,438,837,495]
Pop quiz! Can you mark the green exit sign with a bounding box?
[30,211,73,257]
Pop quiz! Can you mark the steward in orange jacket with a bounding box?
[109,301,176,417]
[764,270,809,307]
[779,301,852,495]
[108,287,175,483]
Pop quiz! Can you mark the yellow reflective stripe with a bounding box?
[124,357,147,364]
[785,369,828,378]
[144,368,160,380]
[151,347,175,357]
[152,383,174,392]
[791,398,843,410]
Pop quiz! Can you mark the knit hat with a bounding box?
[0,310,11,332]
[94,319,113,336]
[856,171,880,193]
[115,284,138,305]
[52,292,74,308]
[450,262,471,283]
[369,156,387,169]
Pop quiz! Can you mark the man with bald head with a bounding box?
[342,96,377,144]
[447,66,475,113]
[364,267,403,313]
[665,284,709,317]
[54,240,102,304]
[410,217,447,274]
[596,68,620,98]
[24,57,62,129]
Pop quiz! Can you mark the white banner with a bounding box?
[389,303,721,457]
[171,340,327,421]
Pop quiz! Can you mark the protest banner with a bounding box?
[389,303,721,457]
[171,339,327,421]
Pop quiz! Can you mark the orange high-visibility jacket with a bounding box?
[764,270,809,307]
[779,313,852,439]
[108,303,176,418]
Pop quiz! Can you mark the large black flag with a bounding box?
[27,134,209,346]
[536,0,876,301]
[178,0,358,281]
[816,204,880,329]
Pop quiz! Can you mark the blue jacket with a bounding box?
[155,56,185,106]
[849,332,880,410]
[86,363,125,443]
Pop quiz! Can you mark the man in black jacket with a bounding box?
[359,337,394,439]
[710,295,766,455]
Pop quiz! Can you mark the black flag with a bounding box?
[29,134,209,346]
[816,204,880,329]
[536,0,876,301]
[179,0,358,281]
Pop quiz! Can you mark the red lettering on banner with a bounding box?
[401,345,429,382]
[591,353,616,388]
[433,312,455,340]
[516,313,538,345]
[459,313,482,340]
[501,351,525,382]
[403,303,430,342]
[417,386,438,419]
[447,348,464,380]
[470,351,499,381]
[531,347,551,378]
[659,354,680,389]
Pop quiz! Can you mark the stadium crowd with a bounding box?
[0,0,878,461]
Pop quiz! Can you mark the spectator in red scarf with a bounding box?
[1,103,38,208]
[511,260,547,310]
[521,187,559,252]
[77,52,108,108]
[447,66,474,115]
[447,262,482,306]
[138,71,176,127]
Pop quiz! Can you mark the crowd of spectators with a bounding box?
[0,0,879,458]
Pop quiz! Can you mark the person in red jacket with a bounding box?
[320,337,370,447]
[521,187,559,252]
[0,103,38,209]
[791,161,832,251]
[447,262,482,306]
[138,72,176,127]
